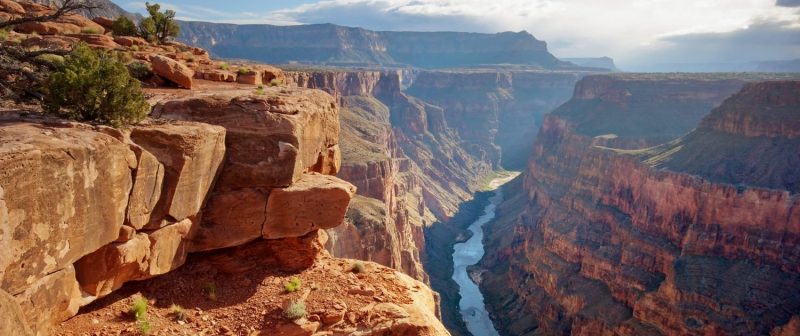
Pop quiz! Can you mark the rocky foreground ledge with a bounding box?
[0,84,449,335]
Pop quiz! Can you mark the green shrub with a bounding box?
[42,44,149,128]
[127,61,152,80]
[112,16,138,37]
[284,301,306,320]
[81,27,102,34]
[268,78,282,87]
[139,2,180,43]
[237,67,250,75]
[203,282,217,300]
[129,295,148,321]
[255,85,265,95]
[137,320,152,335]
[0,29,9,41]
[351,262,366,273]
[130,45,140,51]
[34,54,65,67]
[284,277,301,293]
[219,62,229,70]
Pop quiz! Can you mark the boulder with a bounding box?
[130,121,225,227]
[59,14,105,33]
[262,66,287,85]
[92,16,114,30]
[66,33,118,49]
[149,54,194,89]
[191,188,269,252]
[0,289,32,336]
[0,123,133,295]
[237,69,262,85]
[74,233,150,297]
[74,218,192,299]
[0,0,25,15]
[114,36,148,47]
[198,69,237,82]
[263,173,356,239]
[15,21,81,35]
[152,91,340,189]
[21,35,78,51]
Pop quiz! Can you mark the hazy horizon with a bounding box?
[122,0,800,71]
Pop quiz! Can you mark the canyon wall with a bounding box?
[178,22,568,69]
[480,78,800,335]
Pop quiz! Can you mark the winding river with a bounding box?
[452,174,519,336]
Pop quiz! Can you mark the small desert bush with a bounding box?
[351,262,366,273]
[131,45,140,51]
[268,78,282,87]
[203,282,217,300]
[0,29,9,41]
[34,54,65,67]
[169,303,187,322]
[42,44,149,127]
[127,61,152,80]
[112,16,138,37]
[129,295,148,321]
[284,301,306,320]
[137,320,152,335]
[255,85,265,95]
[284,277,302,293]
[219,62,229,70]
[81,27,102,34]
[237,67,250,75]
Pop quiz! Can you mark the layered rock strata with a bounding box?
[0,86,358,334]
[480,80,800,335]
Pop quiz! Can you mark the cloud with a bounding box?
[626,18,800,71]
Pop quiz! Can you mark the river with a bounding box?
[451,174,519,336]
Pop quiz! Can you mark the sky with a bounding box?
[122,0,800,70]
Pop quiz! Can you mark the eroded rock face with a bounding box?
[480,80,800,336]
[152,91,339,189]
[263,173,356,239]
[0,123,133,296]
[130,121,226,227]
[0,288,33,336]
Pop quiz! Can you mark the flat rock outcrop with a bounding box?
[480,79,800,336]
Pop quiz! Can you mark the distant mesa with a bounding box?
[561,57,620,71]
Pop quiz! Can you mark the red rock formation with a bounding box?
[480,79,800,336]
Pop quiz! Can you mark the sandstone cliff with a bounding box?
[178,22,567,69]
[480,79,800,336]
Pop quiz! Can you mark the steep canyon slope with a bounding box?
[480,77,800,336]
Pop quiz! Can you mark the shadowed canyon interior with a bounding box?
[0,1,799,336]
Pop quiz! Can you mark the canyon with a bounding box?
[480,76,800,336]
[3,2,800,336]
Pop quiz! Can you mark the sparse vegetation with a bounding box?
[351,262,366,273]
[127,61,152,80]
[268,78,282,87]
[169,303,187,322]
[131,45,140,51]
[111,16,138,37]
[284,277,302,293]
[42,44,149,128]
[81,27,102,34]
[129,295,148,320]
[255,85,265,95]
[219,62,229,70]
[137,320,152,335]
[237,67,251,75]
[284,301,307,320]
[203,282,217,300]
[34,53,65,67]
[0,28,9,41]
[139,2,180,44]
